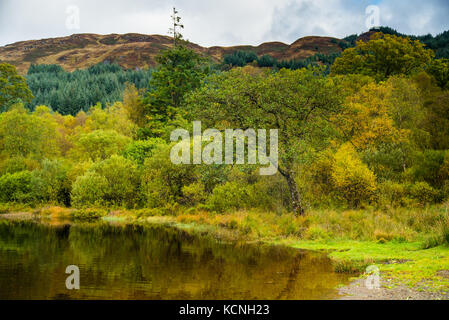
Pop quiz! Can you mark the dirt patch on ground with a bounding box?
[437,270,449,279]
[339,278,449,300]
[0,212,35,220]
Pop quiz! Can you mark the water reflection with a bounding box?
[0,219,350,300]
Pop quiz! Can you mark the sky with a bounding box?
[1,0,449,47]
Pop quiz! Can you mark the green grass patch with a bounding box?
[278,239,449,292]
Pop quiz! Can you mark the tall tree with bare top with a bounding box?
[169,7,184,47]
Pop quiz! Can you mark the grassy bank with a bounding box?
[2,203,449,295]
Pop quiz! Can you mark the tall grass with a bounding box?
[175,203,449,244]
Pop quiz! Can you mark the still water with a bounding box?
[0,217,350,300]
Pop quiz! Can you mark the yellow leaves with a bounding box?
[33,105,52,116]
[331,32,433,81]
[0,100,138,162]
[331,143,377,207]
[83,102,137,137]
[123,83,147,127]
[336,81,410,151]
[70,129,131,162]
[0,106,60,160]
[307,144,377,208]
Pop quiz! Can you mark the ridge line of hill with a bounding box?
[0,32,346,74]
[2,27,449,74]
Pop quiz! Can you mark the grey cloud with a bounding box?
[0,0,448,47]
[379,0,449,36]
[268,0,379,43]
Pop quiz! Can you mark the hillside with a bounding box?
[0,33,344,74]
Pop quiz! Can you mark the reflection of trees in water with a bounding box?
[0,220,72,299]
[0,220,350,299]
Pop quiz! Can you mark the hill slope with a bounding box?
[0,33,343,74]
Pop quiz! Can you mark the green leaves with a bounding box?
[0,105,60,159]
[0,171,33,203]
[185,67,344,214]
[0,63,33,111]
[25,63,153,116]
[71,155,140,208]
[331,33,434,81]
[427,58,449,89]
[72,129,131,162]
[141,46,207,138]
[186,67,343,170]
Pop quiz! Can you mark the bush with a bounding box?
[407,181,440,205]
[71,171,107,207]
[304,226,330,240]
[71,155,140,208]
[95,155,140,207]
[197,164,230,193]
[206,182,250,213]
[378,180,407,207]
[141,143,196,208]
[0,171,33,203]
[123,139,164,165]
[31,159,71,205]
[409,150,448,187]
[181,182,206,206]
[72,208,107,220]
[72,129,131,161]
[331,144,377,208]
[0,157,39,175]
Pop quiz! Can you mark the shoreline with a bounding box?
[1,210,449,300]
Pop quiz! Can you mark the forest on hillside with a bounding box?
[20,26,449,117]
[25,63,153,115]
[222,27,449,69]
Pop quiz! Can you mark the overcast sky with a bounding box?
[1,0,449,47]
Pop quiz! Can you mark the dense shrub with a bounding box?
[331,144,377,207]
[205,181,266,213]
[123,139,164,165]
[206,182,249,213]
[31,159,71,206]
[72,129,131,161]
[407,181,440,205]
[197,164,231,193]
[181,182,206,206]
[0,171,33,203]
[71,155,140,208]
[141,143,196,208]
[408,150,448,187]
[377,180,407,207]
[0,157,39,175]
[71,171,108,207]
[0,105,60,160]
[72,208,108,220]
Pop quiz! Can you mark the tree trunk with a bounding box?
[282,170,305,216]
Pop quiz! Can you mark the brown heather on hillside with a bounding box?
[0,33,345,74]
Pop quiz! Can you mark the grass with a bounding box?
[281,240,449,293]
[0,202,35,214]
